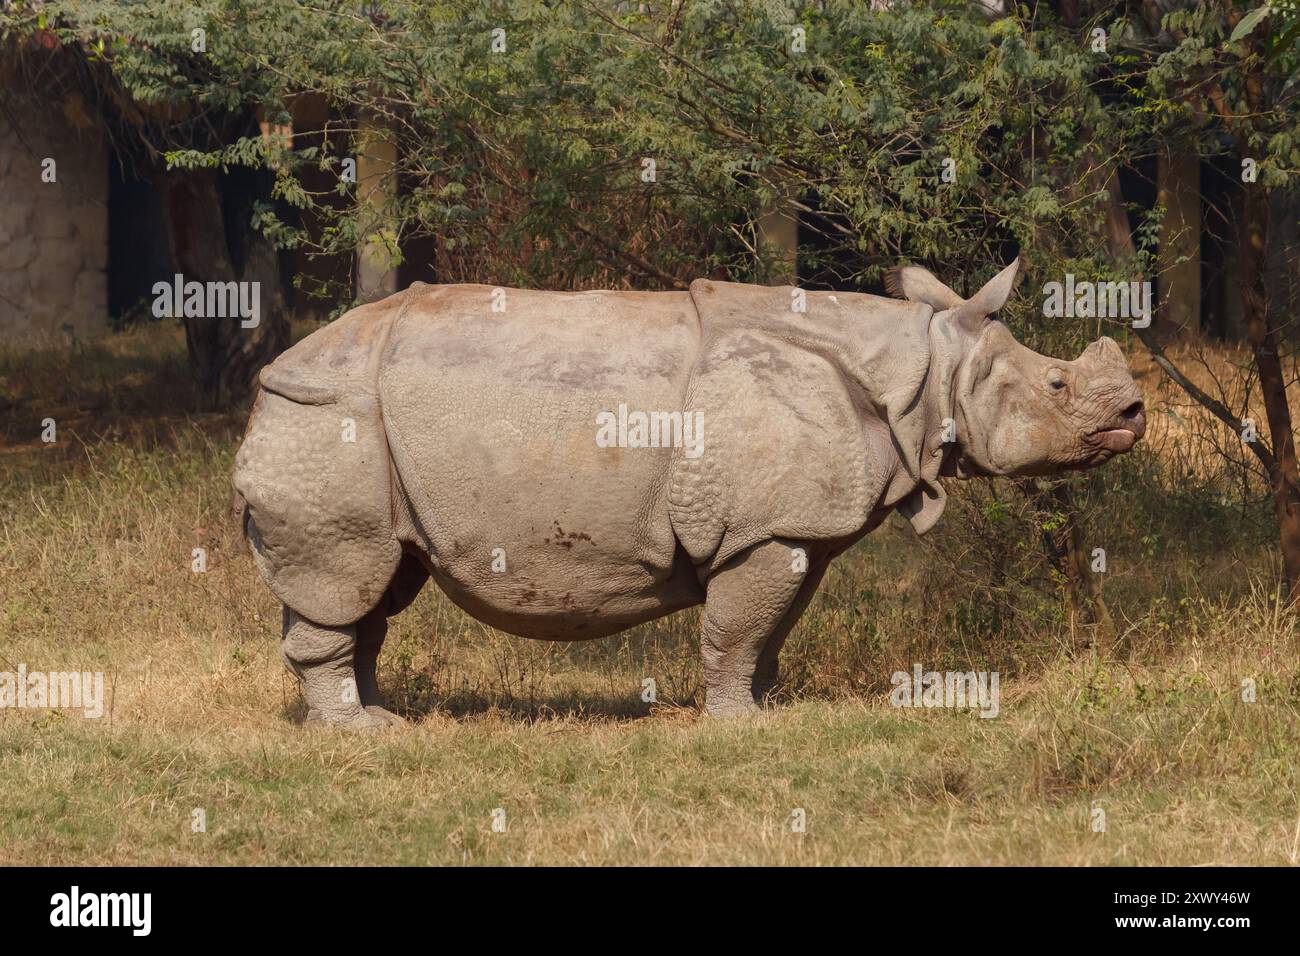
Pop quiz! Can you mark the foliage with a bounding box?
[2,1,1288,335]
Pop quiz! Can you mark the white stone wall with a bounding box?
[0,101,108,344]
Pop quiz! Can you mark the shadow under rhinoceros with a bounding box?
[281,690,702,726]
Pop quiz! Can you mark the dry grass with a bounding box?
[1130,332,1300,489]
[0,324,1297,865]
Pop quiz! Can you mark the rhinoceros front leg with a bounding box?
[701,538,812,716]
[281,608,390,730]
[751,561,828,704]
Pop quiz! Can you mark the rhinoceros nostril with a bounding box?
[1118,400,1145,438]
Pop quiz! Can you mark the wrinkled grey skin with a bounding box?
[233,259,1144,727]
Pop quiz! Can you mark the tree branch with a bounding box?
[1132,325,1278,474]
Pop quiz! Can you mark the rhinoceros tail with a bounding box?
[232,487,250,540]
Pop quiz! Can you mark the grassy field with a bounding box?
[2,326,1298,865]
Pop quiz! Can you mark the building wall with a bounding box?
[0,100,109,344]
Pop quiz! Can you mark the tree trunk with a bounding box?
[1156,149,1201,332]
[1240,168,1300,598]
[160,170,289,408]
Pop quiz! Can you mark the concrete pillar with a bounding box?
[756,193,799,284]
[355,110,399,301]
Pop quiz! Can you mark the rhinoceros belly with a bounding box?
[378,285,705,640]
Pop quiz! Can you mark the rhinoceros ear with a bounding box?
[884,264,964,311]
[951,257,1022,332]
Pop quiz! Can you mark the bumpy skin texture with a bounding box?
[234,263,1145,726]
[234,294,406,627]
[671,281,946,569]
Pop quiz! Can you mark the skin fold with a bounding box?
[232,260,1145,726]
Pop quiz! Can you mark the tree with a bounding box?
[1113,0,1300,597]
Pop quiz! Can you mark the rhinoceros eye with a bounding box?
[1050,379,1066,391]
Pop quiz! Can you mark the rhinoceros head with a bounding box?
[888,259,1146,477]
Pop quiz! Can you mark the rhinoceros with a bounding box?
[232,259,1145,727]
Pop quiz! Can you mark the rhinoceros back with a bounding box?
[232,291,411,626]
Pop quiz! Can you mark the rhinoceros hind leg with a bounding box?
[281,608,390,730]
[701,538,809,717]
[353,553,427,725]
[354,608,406,727]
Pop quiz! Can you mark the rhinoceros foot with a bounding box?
[282,608,408,732]
[304,707,395,731]
[705,696,761,718]
[362,705,407,727]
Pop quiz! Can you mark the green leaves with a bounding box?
[1230,4,1272,43]
[3,0,1292,307]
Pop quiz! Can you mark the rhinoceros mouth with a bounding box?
[1086,427,1139,454]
